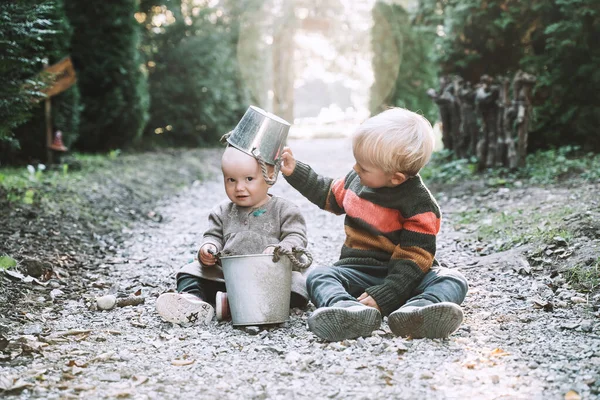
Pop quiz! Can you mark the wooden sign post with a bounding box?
[39,56,77,164]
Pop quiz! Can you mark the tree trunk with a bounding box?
[272,0,295,122]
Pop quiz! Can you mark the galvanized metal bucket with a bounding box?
[220,254,292,326]
[227,106,291,166]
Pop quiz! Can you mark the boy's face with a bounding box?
[352,150,406,188]
[221,147,271,208]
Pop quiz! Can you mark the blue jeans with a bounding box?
[306,264,468,315]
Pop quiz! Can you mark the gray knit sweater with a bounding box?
[179,195,307,281]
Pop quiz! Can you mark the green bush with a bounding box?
[421,146,600,186]
[65,1,149,152]
[8,0,81,165]
[414,0,600,152]
[141,4,248,146]
[370,1,437,123]
[0,0,57,161]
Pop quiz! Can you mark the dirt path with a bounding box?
[2,138,599,399]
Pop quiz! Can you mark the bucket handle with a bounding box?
[272,246,313,271]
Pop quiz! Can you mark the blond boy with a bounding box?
[280,108,468,341]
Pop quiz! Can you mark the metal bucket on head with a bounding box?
[220,254,292,326]
[227,106,291,166]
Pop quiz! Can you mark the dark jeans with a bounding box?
[177,273,308,309]
[176,273,225,305]
[306,265,468,315]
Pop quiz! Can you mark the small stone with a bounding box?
[285,351,301,362]
[98,373,121,382]
[22,324,43,335]
[581,321,594,332]
[420,371,433,379]
[571,296,587,304]
[528,361,539,369]
[96,295,117,310]
[491,375,500,384]
[243,326,260,335]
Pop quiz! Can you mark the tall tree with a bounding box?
[9,0,81,164]
[370,1,437,123]
[415,0,600,151]
[65,1,149,152]
[139,0,250,146]
[0,0,56,162]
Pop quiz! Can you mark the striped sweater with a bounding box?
[285,161,441,315]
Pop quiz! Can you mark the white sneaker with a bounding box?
[156,292,214,324]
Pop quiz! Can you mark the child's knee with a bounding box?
[306,266,332,289]
[435,267,469,290]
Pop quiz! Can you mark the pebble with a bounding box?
[96,294,117,310]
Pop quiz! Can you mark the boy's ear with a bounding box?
[389,172,407,186]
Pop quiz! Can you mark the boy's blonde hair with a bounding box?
[352,108,435,177]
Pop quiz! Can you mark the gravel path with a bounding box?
[2,138,599,399]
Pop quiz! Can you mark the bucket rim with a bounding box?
[246,105,291,126]
[220,253,281,261]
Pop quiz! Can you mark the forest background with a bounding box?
[1,0,598,163]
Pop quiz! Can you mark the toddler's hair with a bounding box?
[352,108,435,176]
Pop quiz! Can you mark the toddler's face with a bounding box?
[352,150,399,189]
[221,147,270,208]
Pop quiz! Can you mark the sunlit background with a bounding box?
[236,0,405,137]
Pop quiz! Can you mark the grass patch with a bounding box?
[453,206,575,252]
[563,258,600,293]
[421,146,600,186]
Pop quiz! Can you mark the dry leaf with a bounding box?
[490,348,510,357]
[171,359,195,366]
[564,390,581,400]
[132,375,148,386]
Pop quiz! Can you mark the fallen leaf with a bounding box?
[0,256,17,270]
[132,375,148,386]
[171,359,195,366]
[565,390,581,400]
[490,348,510,357]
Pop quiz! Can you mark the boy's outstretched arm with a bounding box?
[281,147,346,215]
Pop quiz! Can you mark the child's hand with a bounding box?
[199,244,218,266]
[280,146,296,176]
[357,292,381,311]
[263,246,276,254]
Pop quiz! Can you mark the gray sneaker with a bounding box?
[388,302,463,339]
[307,301,382,342]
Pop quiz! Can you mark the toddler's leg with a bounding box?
[156,273,217,325]
[290,271,309,309]
[388,267,468,339]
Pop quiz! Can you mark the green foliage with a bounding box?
[420,150,478,184]
[0,0,56,156]
[0,255,17,270]
[521,0,600,151]
[140,2,248,146]
[422,146,600,185]
[370,1,437,123]
[414,0,600,151]
[564,258,600,292]
[5,0,81,165]
[65,1,149,152]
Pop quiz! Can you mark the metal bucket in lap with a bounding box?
[220,254,292,326]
